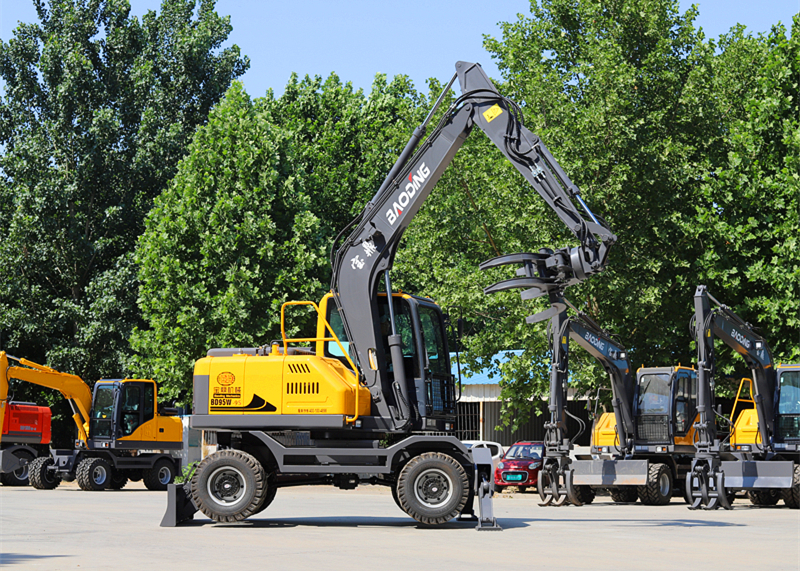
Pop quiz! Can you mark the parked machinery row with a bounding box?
[0,352,182,491]
[503,283,799,509]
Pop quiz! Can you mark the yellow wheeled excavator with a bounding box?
[0,351,183,491]
[162,61,615,529]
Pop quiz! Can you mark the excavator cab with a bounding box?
[777,365,800,442]
[632,366,698,453]
[321,293,456,425]
[88,380,182,449]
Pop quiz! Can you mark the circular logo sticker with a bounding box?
[217,372,236,386]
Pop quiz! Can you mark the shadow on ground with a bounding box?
[0,553,69,565]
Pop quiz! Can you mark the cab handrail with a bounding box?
[280,301,361,424]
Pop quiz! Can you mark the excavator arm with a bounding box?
[687,285,793,510]
[692,285,775,455]
[330,61,615,429]
[536,296,637,506]
[0,351,92,445]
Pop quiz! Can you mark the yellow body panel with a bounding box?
[732,408,761,445]
[197,352,371,418]
[673,414,699,446]
[592,412,619,447]
[592,411,698,447]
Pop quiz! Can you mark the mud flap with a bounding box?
[160,483,198,527]
[470,447,501,531]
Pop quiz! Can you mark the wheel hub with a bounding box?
[415,469,452,507]
[208,466,247,506]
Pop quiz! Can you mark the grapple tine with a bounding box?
[715,472,732,510]
[553,494,570,506]
[565,470,582,506]
[538,492,554,507]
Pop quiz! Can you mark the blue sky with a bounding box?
[1,0,798,97]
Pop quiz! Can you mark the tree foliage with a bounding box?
[132,74,425,401]
[0,0,247,377]
[0,0,247,443]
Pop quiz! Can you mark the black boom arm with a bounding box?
[693,285,776,453]
[330,62,615,428]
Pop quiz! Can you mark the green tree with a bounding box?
[0,0,247,375]
[132,74,425,401]
[0,0,247,443]
[394,0,730,429]
[691,16,800,385]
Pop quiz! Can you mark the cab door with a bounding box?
[117,381,157,443]
[673,370,697,441]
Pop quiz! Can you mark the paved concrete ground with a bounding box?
[2,482,799,570]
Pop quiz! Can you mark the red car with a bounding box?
[494,441,544,491]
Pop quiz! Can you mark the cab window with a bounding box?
[143,383,155,423]
[779,371,800,415]
[419,305,448,375]
[91,385,115,438]
[325,306,350,358]
[121,384,142,436]
[674,372,696,434]
[637,373,670,414]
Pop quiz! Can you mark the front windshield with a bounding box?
[92,385,115,438]
[637,373,671,414]
[779,371,800,415]
[94,386,115,419]
[504,444,543,459]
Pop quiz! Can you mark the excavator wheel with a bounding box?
[77,457,112,491]
[144,458,176,491]
[190,450,267,523]
[571,485,595,505]
[109,471,129,490]
[396,452,469,526]
[746,489,780,506]
[28,457,61,490]
[637,463,673,505]
[0,450,34,486]
[390,481,404,511]
[781,465,800,509]
[251,477,278,516]
[609,486,639,503]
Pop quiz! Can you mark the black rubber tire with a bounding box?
[109,471,129,490]
[396,452,469,526]
[572,485,596,505]
[251,481,278,516]
[143,458,176,491]
[28,457,61,489]
[127,469,144,482]
[781,465,800,509]
[637,463,673,505]
[77,457,111,491]
[609,486,639,503]
[747,489,780,506]
[390,481,404,511]
[190,450,267,523]
[0,450,35,486]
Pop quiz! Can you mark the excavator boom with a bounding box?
[331,61,615,431]
[0,351,92,444]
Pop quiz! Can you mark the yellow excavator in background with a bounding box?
[0,351,183,491]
